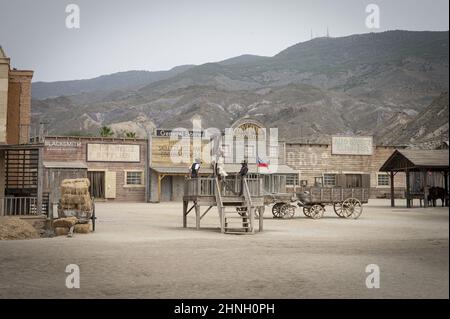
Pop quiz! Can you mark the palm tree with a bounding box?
[99,126,114,137]
[125,131,136,138]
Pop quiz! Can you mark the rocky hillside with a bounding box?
[379,92,449,148]
[31,30,449,144]
[32,65,194,100]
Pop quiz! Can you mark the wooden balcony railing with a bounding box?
[184,177,263,197]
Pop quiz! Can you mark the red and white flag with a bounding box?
[257,156,269,168]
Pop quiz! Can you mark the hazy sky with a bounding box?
[0,0,448,82]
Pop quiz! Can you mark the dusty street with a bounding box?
[0,199,448,299]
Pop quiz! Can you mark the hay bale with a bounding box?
[53,217,78,228]
[74,223,91,234]
[61,186,89,195]
[0,217,40,240]
[61,194,91,205]
[54,227,69,236]
[61,178,90,196]
[60,193,92,213]
[61,178,90,188]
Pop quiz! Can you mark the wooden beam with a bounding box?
[37,147,44,215]
[186,204,195,216]
[444,172,449,207]
[157,174,162,203]
[390,170,395,207]
[405,169,411,208]
[195,204,200,230]
[423,170,428,208]
[258,206,264,232]
[157,174,167,202]
[200,206,212,220]
[182,200,187,228]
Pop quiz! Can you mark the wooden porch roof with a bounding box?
[380,149,449,172]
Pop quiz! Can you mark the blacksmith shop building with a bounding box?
[42,136,148,202]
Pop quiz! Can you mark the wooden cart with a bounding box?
[57,197,96,231]
[267,187,369,219]
[264,193,298,219]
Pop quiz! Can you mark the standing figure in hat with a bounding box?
[238,160,248,195]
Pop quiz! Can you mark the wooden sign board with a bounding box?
[45,139,82,153]
[151,137,210,167]
[87,143,140,162]
[332,136,373,156]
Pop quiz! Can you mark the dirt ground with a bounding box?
[0,199,448,299]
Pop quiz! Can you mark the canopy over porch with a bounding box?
[379,149,449,207]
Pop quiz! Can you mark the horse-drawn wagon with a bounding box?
[268,187,369,220]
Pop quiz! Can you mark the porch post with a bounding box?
[444,171,449,206]
[422,170,428,208]
[37,147,44,215]
[390,170,395,207]
[405,169,411,208]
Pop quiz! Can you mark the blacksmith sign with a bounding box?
[331,136,373,156]
[45,139,82,153]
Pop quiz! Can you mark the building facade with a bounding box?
[0,46,33,145]
[0,47,43,217]
[148,118,297,202]
[42,136,148,202]
[285,141,406,198]
[39,119,408,203]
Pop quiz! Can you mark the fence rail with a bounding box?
[0,196,49,216]
[184,177,263,197]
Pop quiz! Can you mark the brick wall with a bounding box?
[7,70,33,144]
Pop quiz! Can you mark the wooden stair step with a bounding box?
[224,231,253,235]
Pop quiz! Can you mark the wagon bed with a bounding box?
[298,187,370,205]
[268,187,370,220]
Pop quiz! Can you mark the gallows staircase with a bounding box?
[215,177,257,234]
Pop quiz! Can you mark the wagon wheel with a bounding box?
[309,204,325,219]
[280,204,296,219]
[333,202,346,218]
[272,203,285,218]
[342,198,363,219]
[303,206,312,217]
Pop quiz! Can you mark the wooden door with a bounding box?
[105,171,116,199]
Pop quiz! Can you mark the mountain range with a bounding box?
[31,30,449,147]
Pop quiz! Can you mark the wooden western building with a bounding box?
[38,118,412,204]
[149,118,298,202]
[380,149,449,207]
[42,136,148,202]
[285,137,407,199]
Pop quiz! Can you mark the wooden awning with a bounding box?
[380,149,449,172]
